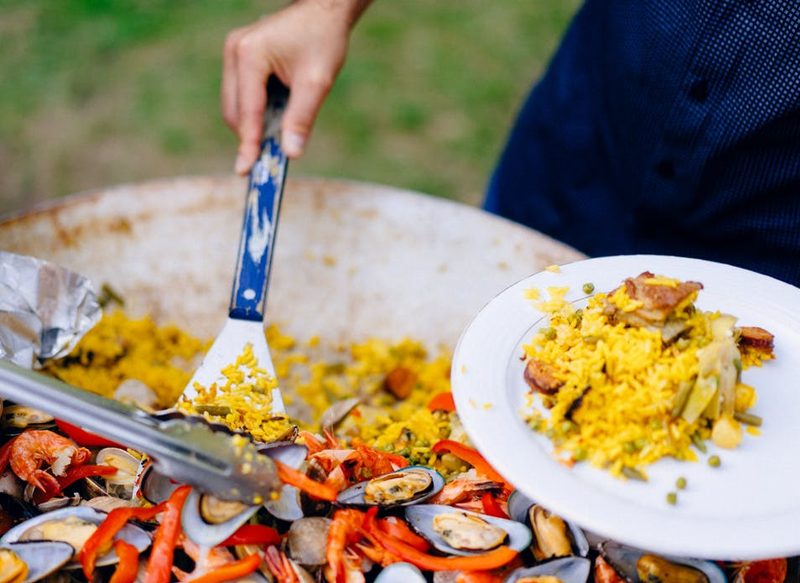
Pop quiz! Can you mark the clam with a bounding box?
[286,517,332,567]
[81,496,135,513]
[600,542,726,583]
[93,448,139,499]
[404,504,531,556]
[337,467,444,507]
[180,489,258,547]
[374,562,426,583]
[505,556,592,583]
[0,542,74,583]
[2,407,54,435]
[0,507,150,570]
[506,491,589,558]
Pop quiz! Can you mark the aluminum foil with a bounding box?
[0,251,101,368]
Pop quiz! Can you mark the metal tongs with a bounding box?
[0,359,280,504]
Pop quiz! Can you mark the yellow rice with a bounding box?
[523,284,770,478]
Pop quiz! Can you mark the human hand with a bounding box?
[223,0,371,174]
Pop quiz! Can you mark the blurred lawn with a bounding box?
[0,0,580,215]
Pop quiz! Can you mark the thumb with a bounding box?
[281,73,334,158]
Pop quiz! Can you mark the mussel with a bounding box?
[404,504,531,556]
[337,467,444,507]
[600,542,726,583]
[180,489,258,547]
[505,556,592,583]
[0,507,150,569]
[2,407,54,436]
[506,491,589,559]
[0,541,74,583]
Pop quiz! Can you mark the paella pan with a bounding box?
[0,177,790,583]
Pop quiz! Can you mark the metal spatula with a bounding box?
[181,77,289,414]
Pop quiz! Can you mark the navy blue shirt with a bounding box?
[486,1,800,286]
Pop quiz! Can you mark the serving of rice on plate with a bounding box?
[521,271,775,480]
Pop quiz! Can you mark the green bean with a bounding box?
[734,411,763,427]
[691,433,707,454]
[195,405,231,416]
[622,467,648,481]
[671,380,694,417]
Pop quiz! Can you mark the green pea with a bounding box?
[541,327,557,340]
[666,492,678,505]
[708,455,721,468]
[582,283,595,294]
[676,477,687,490]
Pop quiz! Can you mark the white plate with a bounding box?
[452,255,800,560]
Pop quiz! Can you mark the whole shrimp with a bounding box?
[325,509,367,583]
[8,430,90,492]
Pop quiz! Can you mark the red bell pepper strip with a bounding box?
[109,539,140,583]
[480,493,509,519]
[427,392,456,412]
[377,517,430,552]
[34,464,118,504]
[56,420,123,448]
[362,508,517,572]
[275,460,338,501]
[182,553,261,583]
[218,524,281,547]
[432,440,508,487]
[143,484,191,583]
[80,503,165,580]
[0,438,16,475]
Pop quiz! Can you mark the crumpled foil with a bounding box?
[0,251,101,368]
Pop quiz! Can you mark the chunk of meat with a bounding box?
[384,366,417,400]
[738,326,775,353]
[606,271,703,328]
[524,359,563,394]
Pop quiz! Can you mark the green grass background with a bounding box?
[0,0,581,215]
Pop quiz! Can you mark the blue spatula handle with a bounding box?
[229,77,289,322]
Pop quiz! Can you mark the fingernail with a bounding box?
[282,130,306,158]
[234,153,249,175]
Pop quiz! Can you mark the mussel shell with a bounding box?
[506,491,589,557]
[180,489,258,547]
[256,442,308,469]
[136,464,179,505]
[0,507,150,569]
[319,398,360,431]
[405,504,532,557]
[374,562,426,583]
[2,541,74,583]
[257,442,307,521]
[505,556,592,583]
[337,466,444,507]
[507,490,534,524]
[600,542,726,583]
